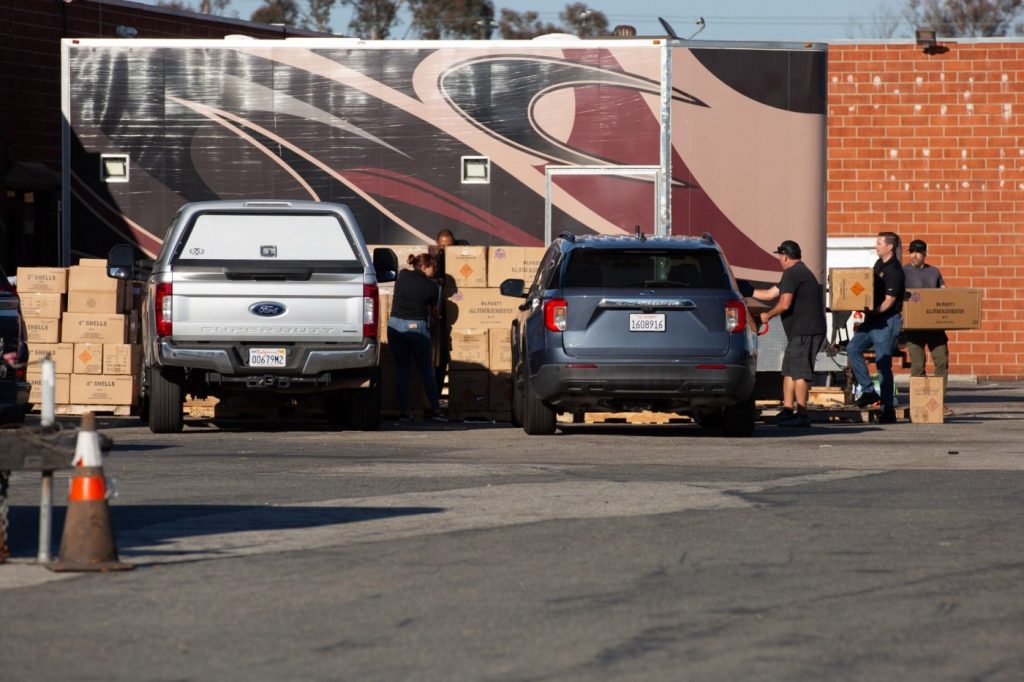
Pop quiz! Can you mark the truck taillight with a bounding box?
[155,282,173,337]
[544,298,567,332]
[363,283,379,338]
[725,300,746,333]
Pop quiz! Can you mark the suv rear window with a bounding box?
[561,249,731,289]
[179,213,358,261]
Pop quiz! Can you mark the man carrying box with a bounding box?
[903,239,952,416]
[849,232,905,423]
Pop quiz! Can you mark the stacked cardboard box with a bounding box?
[18,259,141,411]
[374,243,545,418]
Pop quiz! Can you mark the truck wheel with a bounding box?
[343,384,382,431]
[148,367,183,434]
[521,368,556,435]
[722,398,755,438]
[695,409,724,431]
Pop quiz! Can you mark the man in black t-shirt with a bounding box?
[848,231,906,423]
[753,240,826,428]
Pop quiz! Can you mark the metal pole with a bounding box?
[38,471,53,563]
[38,355,56,563]
[659,41,673,236]
[41,355,55,429]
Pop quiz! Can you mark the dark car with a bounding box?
[500,232,757,436]
[0,265,30,424]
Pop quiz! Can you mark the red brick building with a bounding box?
[829,40,1024,380]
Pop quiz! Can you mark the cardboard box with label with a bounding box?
[70,374,138,405]
[15,267,67,294]
[449,328,490,369]
[104,344,143,376]
[27,372,71,405]
[448,288,519,329]
[828,268,873,311]
[24,317,61,343]
[445,246,488,288]
[902,288,983,330]
[488,328,513,372]
[487,246,546,287]
[909,376,944,423]
[73,343,104,375]
[60,313,127,344]
[67,264,126,313]
[28,343,74,373]
[20,292,65,318]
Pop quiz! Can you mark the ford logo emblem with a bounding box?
[249,302,286,317]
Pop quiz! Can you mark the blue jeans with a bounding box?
[848,313,902,410]
[387,317,440,413]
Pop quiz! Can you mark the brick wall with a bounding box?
[828,41,1024,380]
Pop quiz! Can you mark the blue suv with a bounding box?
[500,233,757,436]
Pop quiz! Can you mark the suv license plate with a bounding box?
[629,313,665,332]
[249,348,287,367]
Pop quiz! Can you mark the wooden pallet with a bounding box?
[558,411,694,425]
[49,404,133,417]
[763,404,911,424]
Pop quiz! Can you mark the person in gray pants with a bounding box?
[903,239,952,415]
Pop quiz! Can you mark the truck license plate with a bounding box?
[629,313,665,332]
[249,348,287,367]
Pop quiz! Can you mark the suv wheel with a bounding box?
[522,368,556,435]
[722,397,755,438]
[149,367,184,433]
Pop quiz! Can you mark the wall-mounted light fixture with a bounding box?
[101,154,129,183]
[915,28,937,48]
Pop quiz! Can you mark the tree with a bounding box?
[560,2,608,37]
[341,0,400,39]
[904,0,1024,37]
[407,0,496,39]
[847,1,904,39]
[156,0,230,11]
[305,0,337,32]
[251,0,302,26]
[497,9,560,39]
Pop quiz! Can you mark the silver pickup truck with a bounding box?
[108,200,397,433]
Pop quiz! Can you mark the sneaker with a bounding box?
[855,391,881,408]
[776,413,811,428]
[768,407,795,424]
[877,409,897,424]
[397,413,415,424]
[429,410,449,423]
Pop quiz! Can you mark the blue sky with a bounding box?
[134,0,911,41]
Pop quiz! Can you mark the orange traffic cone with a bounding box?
[48,413,132,572]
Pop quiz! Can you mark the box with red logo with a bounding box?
[909,376,944,424]
[828,268,873,311]
[445,246,487,288]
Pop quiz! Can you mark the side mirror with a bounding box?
[373,247,398,283]
[735,278,755,298]
[499,278,527,298]
[107,244,139,280]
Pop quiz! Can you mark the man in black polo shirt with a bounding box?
[849,231,906,423]
[753,240,826,428]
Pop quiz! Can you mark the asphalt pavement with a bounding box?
[2,383,1023,680]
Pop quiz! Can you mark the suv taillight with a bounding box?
[155,282,173,337]
[725,300,746,333]
[363,283,379,338]
[544,298,567,332]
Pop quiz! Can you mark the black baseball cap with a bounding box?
[908,239,927,253]
[773,240,801,259]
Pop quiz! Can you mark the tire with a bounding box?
[521,367,556,435]
[148,367,184,433]
[344,383,382,431]
[722,397,756,438]
[695,409,724,431]
[324,391,346,428]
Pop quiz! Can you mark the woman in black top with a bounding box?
[388,252,446,422]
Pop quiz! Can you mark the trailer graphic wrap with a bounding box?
[63,39,825,281]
